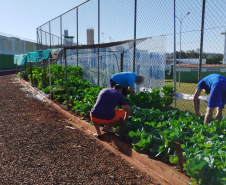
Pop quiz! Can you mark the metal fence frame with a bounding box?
[36,0,209,82]
[35,0,226,115]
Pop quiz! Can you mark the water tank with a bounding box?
[87,29,94,45]
[64,29,68,37]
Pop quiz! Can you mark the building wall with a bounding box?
[0,35,37,70]
[176,67,226,72]
[0,54,15,70]
[0,35,36,55]
[165,70,226,83]
[178,58,206,64]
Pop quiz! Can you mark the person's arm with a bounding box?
[127,75,135,95]
[120,105,130,139]
[122,105,131,122]
[193,89,202,117]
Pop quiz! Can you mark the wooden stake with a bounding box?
[175,142,186,174]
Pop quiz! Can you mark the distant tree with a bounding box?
[168,49,223,63]
[206,54,223,64]
[186,49,200,58]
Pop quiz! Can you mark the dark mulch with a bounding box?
[0,74,157,185]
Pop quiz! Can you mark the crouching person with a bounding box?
[90,84,131,138]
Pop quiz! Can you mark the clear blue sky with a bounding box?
[1,0,226,53]
[0,0,85,41]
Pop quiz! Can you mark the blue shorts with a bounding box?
[208,81,226,108]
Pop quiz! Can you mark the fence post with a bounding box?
[77,7,79,67]
[45,32,47,50]
[64,49,69,110]
[120,52,124,72]
[40,28,43,50]
[43,60,46,88]
[198,0,206,82]
[97,0,100,86]
[173,0,177,108]
[198,0,206,111]
[133,0,137,73]
[60,16,63,66]
[15,65,17,75]
[60,16,63,47]
[52,35,54,47]
[49,22,51,49]
[30,62,33,85]
[48,58,52,99]
[36,28,39,50]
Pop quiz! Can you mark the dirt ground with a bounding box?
[0,74,157,185]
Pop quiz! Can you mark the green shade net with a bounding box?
[14,49,55,66]
[27,50,52,63]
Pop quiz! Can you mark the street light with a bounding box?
[176,11,190,87]
[221,31,226,64]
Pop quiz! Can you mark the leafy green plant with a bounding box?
[20,64,226,184]
[127,90,162,109]
[161,85,174,107]
[127,107,226,184]
[126,86,174,109]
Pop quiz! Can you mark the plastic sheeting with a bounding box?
[14,36,167,91]
[63,36,166,90]
[175,92,209,103]
[13,54,27,66]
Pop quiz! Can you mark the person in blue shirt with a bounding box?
[193,74,226,124]
[110,72,144,95]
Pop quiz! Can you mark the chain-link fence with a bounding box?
[36,0,226,115]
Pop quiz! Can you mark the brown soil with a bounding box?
[0,74,158,185]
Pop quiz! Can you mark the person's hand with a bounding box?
[196,112,201,117]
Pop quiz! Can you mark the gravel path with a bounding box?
[0,74,157,185]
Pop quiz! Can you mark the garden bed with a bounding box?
[0,74,158,185]
[19,76,191,185]
[19,64,226,185]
